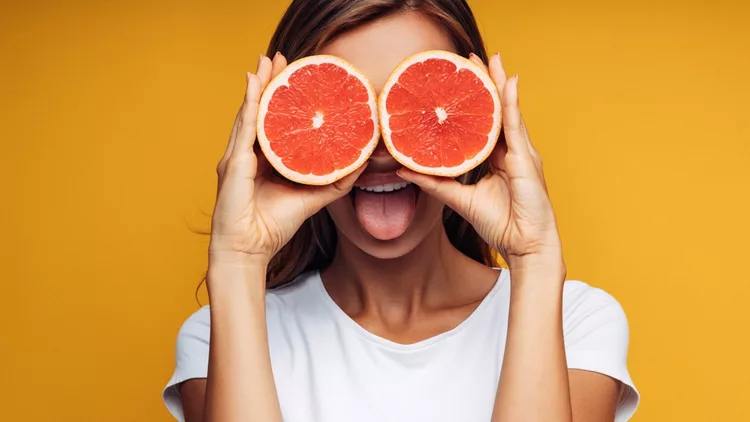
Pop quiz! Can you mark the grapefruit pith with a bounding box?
[378,50,502,177]
[257,55,379,185]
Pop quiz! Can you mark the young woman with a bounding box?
[163,0,639,421]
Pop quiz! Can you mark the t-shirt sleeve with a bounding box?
[562,281,640,422]
[162,306,211,421]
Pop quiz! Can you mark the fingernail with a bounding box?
[257,54,264,68]
[274,51,281,60]
[469,52,478,60]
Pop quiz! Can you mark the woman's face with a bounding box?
[322,11,456,259]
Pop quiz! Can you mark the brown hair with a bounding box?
[261,0,497,289]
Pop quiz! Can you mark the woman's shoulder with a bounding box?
[178,270,323,329]
[500,272,638,417]
[500,270,631,347]
[502,270,629,324]
[265,270,324,311]
[557,279,639,418]
[176,305,211,337]
[562,278,625,307]
[559,279,629,331]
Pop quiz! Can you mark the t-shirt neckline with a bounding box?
[312,268,508,352]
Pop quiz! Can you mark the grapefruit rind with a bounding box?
[257,55,379,186]
[378,50,502,177]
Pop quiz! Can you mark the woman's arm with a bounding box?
[202,262,282,422]
[177,263,280,422]
[492,265,573,421]
[177,52,364,422]
[492,264,619,422]
[399,53,622,421]
[178,379,207,422]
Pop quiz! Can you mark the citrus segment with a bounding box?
[378,50,502,176]
[257,55,379,185]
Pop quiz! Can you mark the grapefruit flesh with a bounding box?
[379,50,502,177]
[257,55,379,185]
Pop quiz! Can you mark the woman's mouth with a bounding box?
[351,175,418,241]
[357,182,410,193]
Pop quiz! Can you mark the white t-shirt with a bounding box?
[163,269,639,421]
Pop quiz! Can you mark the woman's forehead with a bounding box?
[320,11,456,93]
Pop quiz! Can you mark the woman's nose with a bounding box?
[370,138,390,157]
[366,138,402,172]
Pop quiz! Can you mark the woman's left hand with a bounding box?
[397,53,564,273]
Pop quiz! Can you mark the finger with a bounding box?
[256,54,274,89]
[501,75,529,156]
[488,53,508,100]
[270,52,288,80]
[396,168,476,220]
[487,53,511,173]
[217,107,242,177]
[301,163,369,218]
[498,72,546,189]
[218,53,279,179]
[247,53,286,180]
[519,115,540,164]
[468,53,488,74]
[218,65,256,176]
[519,115,547,190]
[228,56,264,152]
[499,76,539,180]
[488,132,508,173]
[253,143,273,178]
[232,72,262,157]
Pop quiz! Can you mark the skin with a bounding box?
[179,10,620,422]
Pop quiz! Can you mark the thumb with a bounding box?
[396,168,475,219]
[301,163,369,218]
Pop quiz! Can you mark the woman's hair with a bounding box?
[260,0,497,289]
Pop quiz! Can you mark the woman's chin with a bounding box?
[342,213,446,260]
[347,226,425,260]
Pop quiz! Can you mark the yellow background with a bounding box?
[2,0,748,420]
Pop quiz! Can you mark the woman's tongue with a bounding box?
[354,184,417,240]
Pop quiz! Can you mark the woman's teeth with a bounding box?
[357,182,410,193]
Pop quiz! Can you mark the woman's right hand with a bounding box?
[209,53,365,266]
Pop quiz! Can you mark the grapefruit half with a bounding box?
[257,55,379,185]
[378,50,502,177]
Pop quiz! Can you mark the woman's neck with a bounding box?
[321,225,491,324]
